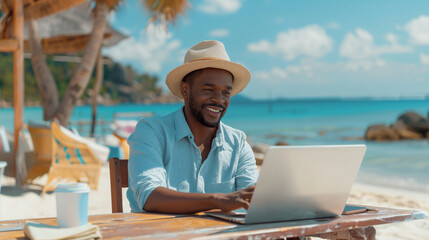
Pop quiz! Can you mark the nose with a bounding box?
[211,90,225,104]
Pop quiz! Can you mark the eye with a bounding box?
[223,90,231,96]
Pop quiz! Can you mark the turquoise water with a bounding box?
[1,98,429,191]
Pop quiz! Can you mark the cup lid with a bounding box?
[55,183,90,193]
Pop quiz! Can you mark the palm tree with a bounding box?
[27,0,189,126]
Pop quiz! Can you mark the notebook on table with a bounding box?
[206,145,367,224]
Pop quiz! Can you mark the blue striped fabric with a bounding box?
[75,149,85,165]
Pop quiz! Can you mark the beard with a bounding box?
[189,94,224,128]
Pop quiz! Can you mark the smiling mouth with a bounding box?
[206,107,221,113]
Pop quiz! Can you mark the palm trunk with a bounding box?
[27,20,58,120]
[90,49,104,137]
[54,2,108,126]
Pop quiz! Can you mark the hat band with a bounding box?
[187,57,227,63]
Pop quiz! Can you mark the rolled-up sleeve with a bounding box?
[235,134,259,190]
[128,119,167,211]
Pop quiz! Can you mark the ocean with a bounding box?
[1,98,429,192]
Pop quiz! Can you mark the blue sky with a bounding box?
[104,0,429,99]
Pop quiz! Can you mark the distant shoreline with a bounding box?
[0,93,183,109]
[1,95,429,109]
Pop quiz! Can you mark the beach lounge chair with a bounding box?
[0,125,34,178]
[0,126,11,153]
[0,126,12,177]
[111,119,138,159]
[112,131,130,159]
[15,126,35,185]
[110,112,154,159]
[24,122,51,185]
[25,120,110,194]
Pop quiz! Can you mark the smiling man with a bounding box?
[127,40,259,214]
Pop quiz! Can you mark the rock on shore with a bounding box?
[251,141,290,165]
[365,111,429,141]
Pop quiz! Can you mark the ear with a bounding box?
[181,81,190,99]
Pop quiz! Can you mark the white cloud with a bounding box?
[385,33,398,44]
[119,27,131,35]
[254,67,287,81]
[420,53,429,65]
[339,29,412,70]
[198,0,242,14]
[340,29,409,59]
[327,22,340,29]
[253,64,314,83]
[209,29,230,37]
[247,60,429,99]
[248,25,333,61]
[103,23,181,73]
[274,17,285,24]
[343,59,386,71]
[405,16,429,45]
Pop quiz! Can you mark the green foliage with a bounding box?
[0,53,14,101]
[0,54,161,105]
[103,62,161,103]
[46,57,77,99]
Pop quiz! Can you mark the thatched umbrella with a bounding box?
[2,0,87,21]
[22,1,127,54]
[0,1,127,54]
[0,0,120,177]
[0,0,88,39]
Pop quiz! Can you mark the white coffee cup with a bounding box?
[55,183,90,228]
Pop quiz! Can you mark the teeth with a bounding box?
[207,107,220,113]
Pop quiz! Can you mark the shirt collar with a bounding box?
[175,107,226,149]
[175,107,193,141]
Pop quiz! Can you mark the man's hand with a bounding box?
[211,185,255,212]
[144,185,256,214]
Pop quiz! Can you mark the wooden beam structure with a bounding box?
[0,38,18,52]
[23,33,113,54]
[13,0,24,178]
[23,53,114,65]
[23,0,87,20]
[2,0,87,21]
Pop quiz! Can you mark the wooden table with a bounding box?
[0,205,426,239]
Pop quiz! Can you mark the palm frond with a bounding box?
[143,0,190,26]
[94,0,123,11]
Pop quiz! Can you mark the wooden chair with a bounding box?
[109,157,129,213]
[25,121,102,194]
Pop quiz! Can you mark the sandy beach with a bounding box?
[1,164,428,239]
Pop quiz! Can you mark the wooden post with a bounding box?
[13,0,24,178]
[0,39,19,52]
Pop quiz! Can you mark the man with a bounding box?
[127,40,258,214]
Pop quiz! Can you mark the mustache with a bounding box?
[202,103,225,110]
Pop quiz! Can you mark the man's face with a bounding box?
[183,68,233,128]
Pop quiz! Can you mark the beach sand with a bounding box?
[1,164,428,239]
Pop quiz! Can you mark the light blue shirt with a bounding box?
[126,107,259,212]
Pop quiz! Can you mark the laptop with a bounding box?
[207,144,367,224]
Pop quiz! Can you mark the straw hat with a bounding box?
[166,40,251,99]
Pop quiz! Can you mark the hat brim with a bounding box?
[166,59,251,99]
